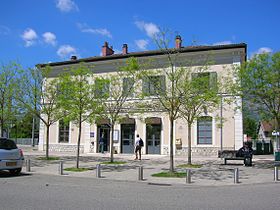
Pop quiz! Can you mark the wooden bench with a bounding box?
[218,150,252,166]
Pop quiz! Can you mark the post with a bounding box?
[58,161,63,175]
[274,166,279,181]
[138,166,143,181]
[234,168,239,183]
[26,159,31,172]
[220,95,223,152]
[186,169,191,184]
[96,164,101,178]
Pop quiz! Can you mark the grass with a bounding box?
[152,171,186,178]
[36,156,60,161]
[101,161,126,165]
[177,164,202,168]
[64,167,89,172]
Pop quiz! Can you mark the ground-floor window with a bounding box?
[59,120,69,143]
[197,116,212,144]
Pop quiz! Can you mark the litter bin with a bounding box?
[275,151,280,161]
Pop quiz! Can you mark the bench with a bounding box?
[218,150,252,166]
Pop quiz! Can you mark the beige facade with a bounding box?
[38,41,246,156]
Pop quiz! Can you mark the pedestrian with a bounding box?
[99,133,105,153]
[135,134,144,160]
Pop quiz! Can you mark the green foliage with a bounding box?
[36,156,60,161]
[237,52,280,129]
[101,161,126,165]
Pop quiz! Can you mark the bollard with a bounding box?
[138,166,143,181]
[234,168,239,184]
[186,169,191,184]
[26,159,31,172]
[58,161,64,175]
[274,166,279,181]
[96,164,101,178]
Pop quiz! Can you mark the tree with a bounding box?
[237,52,280,144]
[95,57,141,162]
[178,65,221,165]
[16,66,64,158]
[139,31,184,172]
[0,62,21,137]
[58,64,100,168]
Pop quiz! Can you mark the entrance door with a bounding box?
[97,125,110,152]
[146,124,161,154]
[121,124,135,154]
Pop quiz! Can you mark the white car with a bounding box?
[0,138,24,175]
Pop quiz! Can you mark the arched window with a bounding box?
[59,120,69,143]
[197,116,212,144]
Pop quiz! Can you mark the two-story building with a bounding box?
[37,36,246,156]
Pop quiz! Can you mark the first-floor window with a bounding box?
[59,120,69,143]
[197,116,212,144]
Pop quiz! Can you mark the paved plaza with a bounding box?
[14,146,280,186]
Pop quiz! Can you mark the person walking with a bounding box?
[135,134,144,160]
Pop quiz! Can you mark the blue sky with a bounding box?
[1,0,279,68]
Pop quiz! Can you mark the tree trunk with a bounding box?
[187,122,192,165]
[169,118,174,172]
[110,122,114,163]
[76,118,82,168]
[46,125,50,159]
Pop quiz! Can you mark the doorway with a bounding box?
[97,125,110,152]
[146,124,161,154]
[121,124,135,154]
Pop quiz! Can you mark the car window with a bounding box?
[0,139,17,150]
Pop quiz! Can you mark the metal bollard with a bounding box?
[274,166,279,181]
[234,168,239,184]
[96,164,101,178]
[138,166,143,181]
[26,159,31,172]
[186,169,191,184]
[58,161,64,175]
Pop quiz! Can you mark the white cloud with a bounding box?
[56,0,79,12]
[256,47,272,54]
[57,45,77,59]
[135,21,160,38]
[135,39,149,50]
[0,25,10,35]
[21,28,38,47]
[213,41,232,45]
[77,23,112,38]
[42,32,57,46]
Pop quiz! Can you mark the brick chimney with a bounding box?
[122,44,128,54]
[70,55,77,60]
[175,35,182,49]
[102,42,114,56]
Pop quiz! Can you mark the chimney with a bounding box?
[175,35,182,49]
[70,55,77,60]
[102,42,114,56]
[122,44,128,54]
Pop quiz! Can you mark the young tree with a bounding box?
[95,57,141,162]
[58,64,100,168]
[16,66,64,158]
[139,31,184,172]
[178,66,221,165]
[237,52,280,147]
[0,62,22,137]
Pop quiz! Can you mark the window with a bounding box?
[142,75,166,96]
[59,120,69,143]
[122,77,134,97]
[94,78,110,98]
[192,72,217,91]
[197,116,212,144]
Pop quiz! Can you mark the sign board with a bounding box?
[272,130,279,136]
[90,132,95,138]
[113,130,119,142]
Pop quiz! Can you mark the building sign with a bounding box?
[90,132,95,138]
